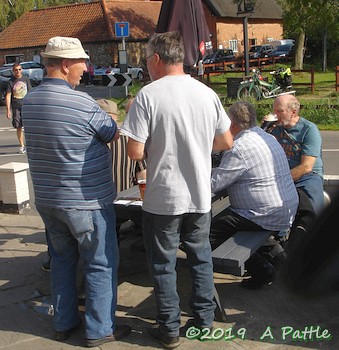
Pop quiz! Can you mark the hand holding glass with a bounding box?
[137,170,147,200]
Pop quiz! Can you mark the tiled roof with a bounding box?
[205,0,283,19]
[0,0,162,50]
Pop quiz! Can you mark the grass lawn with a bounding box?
[202,64,339,130]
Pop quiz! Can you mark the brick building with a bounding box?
[0,0,283,67]
[204,0,283,54]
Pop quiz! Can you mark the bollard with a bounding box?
[0,162,30,214]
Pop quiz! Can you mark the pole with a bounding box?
[243,16,250,76]
[120,36,128,97]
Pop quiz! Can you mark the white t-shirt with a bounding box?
[121,74,230,215]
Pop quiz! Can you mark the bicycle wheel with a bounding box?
[237,84,261,100]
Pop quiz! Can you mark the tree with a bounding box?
[277,0,339,70]
[0,0,90,32]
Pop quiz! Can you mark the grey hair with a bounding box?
[43,57,64,67]
[147,31,185,65]
[286,95,301,114]
[228,101,257,129]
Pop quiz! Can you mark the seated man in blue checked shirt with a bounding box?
[211,101,299,290]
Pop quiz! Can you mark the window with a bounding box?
[229,40,238,53]
[249,39,256,46]
[4,54,24,64]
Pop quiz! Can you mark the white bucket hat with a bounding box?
[41,36,89,59]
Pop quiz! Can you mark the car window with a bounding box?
[30,62,43,68]
[263,46,273,51]
[249,46,260,52]
[0,69,12,78]
[21,63,31,69]
[277,45,292,51]
[204,52,214,59]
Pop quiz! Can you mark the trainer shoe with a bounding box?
[86,324,131,347]
[19,146,26,154]
[55,321,82,341]
[149,325,181,349]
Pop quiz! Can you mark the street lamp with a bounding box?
[237,0,255,76]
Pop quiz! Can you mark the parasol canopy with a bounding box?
[156,0,213,68]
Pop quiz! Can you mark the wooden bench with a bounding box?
[212,230,273,276]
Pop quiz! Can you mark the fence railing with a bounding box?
[336,66,339,92]
[201,64,316,94]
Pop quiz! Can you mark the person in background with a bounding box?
[211,101,299,289]
[88,63,95,85]
[6,63,32,154]
[83,61,90,86]
[96,98,147,194]
[268,94,324,215]
[21,36,131,347]
[33,50,41,64]
[120,31,233,349]
[97,98,146,252]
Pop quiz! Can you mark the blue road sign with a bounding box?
[115,22,129,37]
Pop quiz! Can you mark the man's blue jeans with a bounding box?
[295,173,324,215]
[142,211,216,337]
[37,204,119,339]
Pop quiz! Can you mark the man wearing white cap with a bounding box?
[22,37,131,347]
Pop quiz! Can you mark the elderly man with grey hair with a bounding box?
[22,36,130,347]
[211,100,299,290]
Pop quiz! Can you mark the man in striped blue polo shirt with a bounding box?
[22,36,131,347]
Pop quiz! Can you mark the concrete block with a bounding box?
[0,162,30,214]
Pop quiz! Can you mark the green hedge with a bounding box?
[118,79,339,129]
[254,100,339,129]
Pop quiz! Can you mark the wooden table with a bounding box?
[113,185,229,223]
[113,185,229,322]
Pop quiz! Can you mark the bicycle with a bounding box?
[237,67,295,100]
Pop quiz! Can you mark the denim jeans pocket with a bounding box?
[62,209,94,248]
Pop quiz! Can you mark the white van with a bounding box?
[270,39,295,48]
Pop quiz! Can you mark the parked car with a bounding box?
[248,44,275,59]
[270,39,295,48]
[2,61,45,86]
[268,44,295,62]
[0,75,8,105]
[203,49,236,71]
[93,65,144,85]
